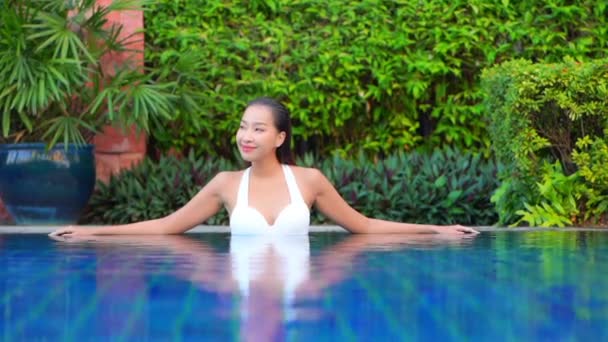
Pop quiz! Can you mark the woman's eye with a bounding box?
[255,128,264,132]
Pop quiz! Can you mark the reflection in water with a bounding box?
[4,232,608,340]
[231,234,310,302]
[42,233,473,341]
[230,235,310,341]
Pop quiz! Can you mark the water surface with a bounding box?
[1,231,607,341]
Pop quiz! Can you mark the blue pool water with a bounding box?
[1,231,608,341]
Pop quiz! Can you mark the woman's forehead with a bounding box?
[242,105,273,123]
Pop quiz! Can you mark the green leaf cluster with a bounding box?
[144,0,608,159]
[82,151,237,225]
[482,58,608,226]
[0,0,200,148]
[307,148,498,225]
[83,148,498,226]
[514,161,585,227]
[572,133,608,224]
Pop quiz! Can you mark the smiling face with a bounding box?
[236,105,286,163]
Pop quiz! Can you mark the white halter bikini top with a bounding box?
[230,165,310,235]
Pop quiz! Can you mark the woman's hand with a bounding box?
[48,225,95,238]
[433,225,479,235]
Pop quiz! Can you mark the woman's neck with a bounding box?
[249,157,282,178]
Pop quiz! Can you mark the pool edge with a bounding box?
[0,225,607,234]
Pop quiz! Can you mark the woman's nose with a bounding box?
[241,129,253,141]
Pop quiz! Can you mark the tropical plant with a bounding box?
[83,149,499,226]
[0,0,201,147]
[482,58,608,226]
[82,151,238,225]
[514,161,585,227]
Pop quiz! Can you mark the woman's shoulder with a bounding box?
[208,169,245,187]
[217,169,245,177]
[206,170,245,201]
[288,165,325,183]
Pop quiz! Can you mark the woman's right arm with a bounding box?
[49,172,229,236]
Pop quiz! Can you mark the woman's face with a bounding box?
[236,105,286,162]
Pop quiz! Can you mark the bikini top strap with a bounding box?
[282,165,305,204]
[236,167,250,206]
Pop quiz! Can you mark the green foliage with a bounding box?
[0,0,200,148]
[83,149,499,226]
[514,162,584,227]
[573,133,608,189]
[82,152,237,224]
[482,58,608,226]
[572,134,608,223]
[144,0,608,159]
[311,148,499,225]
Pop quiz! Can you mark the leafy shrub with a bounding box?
[514,162,585,227]
[82,149,499,226]
[310,148,499,225]
[82,152,238,225]
[572,134,608,224]
[144,0,608,159]
[482,58,608,226]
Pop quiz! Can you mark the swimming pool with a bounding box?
[1,231,607,340]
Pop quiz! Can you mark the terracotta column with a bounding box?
[93,0,146,183]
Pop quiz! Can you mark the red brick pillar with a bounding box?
[94,0,146,183]
[94,126,147,183]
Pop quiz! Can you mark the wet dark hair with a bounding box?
[246,97,295,165]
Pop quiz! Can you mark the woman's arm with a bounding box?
[310,169,478,235]
[49,172,229,236]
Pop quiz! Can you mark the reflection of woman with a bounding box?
[50,97,478,237]
[231,235,311,341]
[231,235,310,308]
[51,233,475,341]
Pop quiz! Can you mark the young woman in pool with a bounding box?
[50,97,478,237]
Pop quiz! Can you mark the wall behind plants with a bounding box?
[144,0,608,159]
[482,58,608,227]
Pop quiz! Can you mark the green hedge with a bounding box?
[144,0,608,159]
[482,58,608,227]
[82,153,237,225]
[82,149,498,226]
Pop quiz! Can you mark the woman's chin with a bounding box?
[239,153,256,162]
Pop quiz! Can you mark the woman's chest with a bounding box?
[222,174,314,214]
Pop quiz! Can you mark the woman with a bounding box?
[50,97,478,237]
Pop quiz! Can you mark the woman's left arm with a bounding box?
[310,169,478,235]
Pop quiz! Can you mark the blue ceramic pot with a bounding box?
[0,143,96,225]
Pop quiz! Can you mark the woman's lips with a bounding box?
[240,145,256,153]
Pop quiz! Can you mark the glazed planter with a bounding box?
[0,143,96,225]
